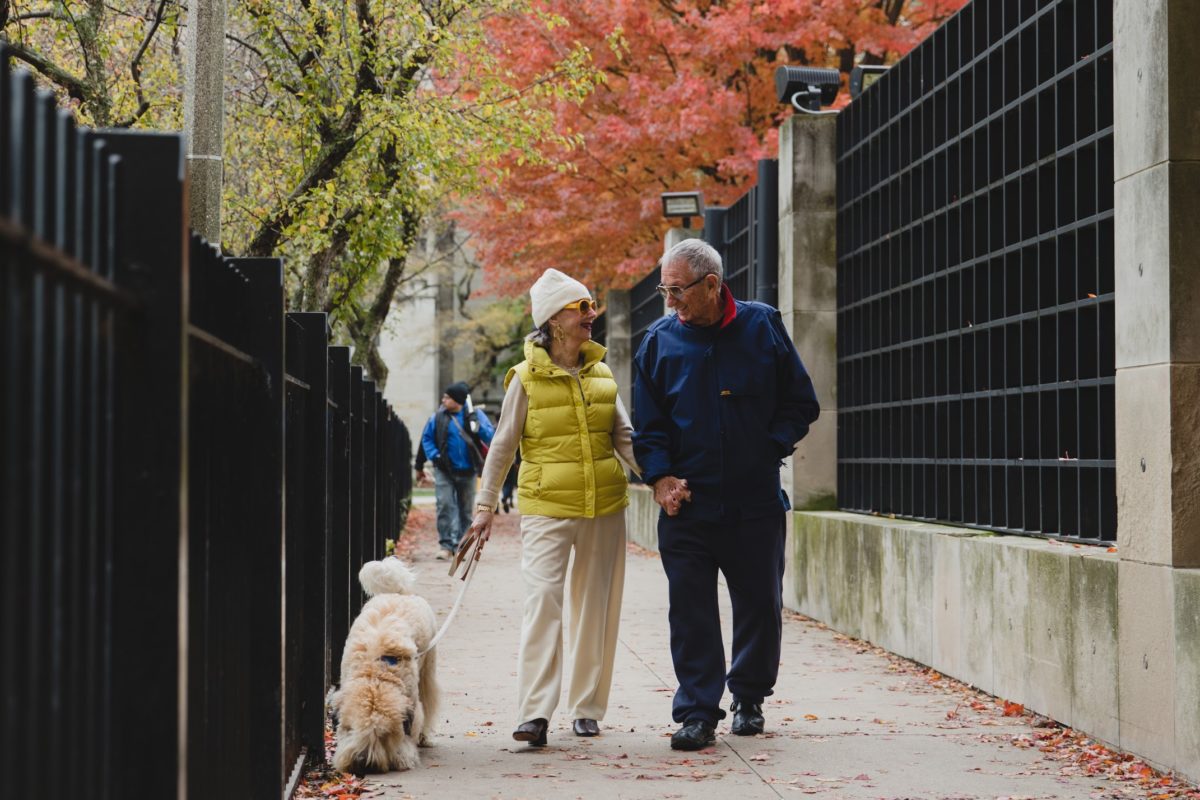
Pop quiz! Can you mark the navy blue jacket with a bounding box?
[632,297,820,520]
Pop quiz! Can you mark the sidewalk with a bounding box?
[370,511,1190,800]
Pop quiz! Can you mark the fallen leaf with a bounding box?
[1003,701,1025,717]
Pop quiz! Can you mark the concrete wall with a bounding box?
[625,485,658,552]
[787,513,1120,744]
[785,512,1200,783]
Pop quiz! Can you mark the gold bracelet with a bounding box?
[475,503,495,514]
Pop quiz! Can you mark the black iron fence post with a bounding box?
[103,129,188,799]
[362,380,378,563]
[103,128,187,796]
[237,256,287,795]
[348,365,365,614]
[285,311,331,764]
[327,347,352,682]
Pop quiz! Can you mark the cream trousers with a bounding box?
[516,511,626,724]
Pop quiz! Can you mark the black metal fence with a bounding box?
[590,309,607,346]
[630,263,663,356]
[704,159,779,306]
[0,50,412,799]
[835,0,1115,542]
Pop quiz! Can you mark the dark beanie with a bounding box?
[444,381,469,405]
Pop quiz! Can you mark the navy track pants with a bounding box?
[657,509,786,724]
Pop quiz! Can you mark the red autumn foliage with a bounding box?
[459,0,969,298]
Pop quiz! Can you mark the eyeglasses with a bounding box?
[655,275,708,300]
[562,298,597,314]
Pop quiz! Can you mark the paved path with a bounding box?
[368,511,1174,800]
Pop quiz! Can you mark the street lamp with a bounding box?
[774,65,841,114]
[660,191,704,228]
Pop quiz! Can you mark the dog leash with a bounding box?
[413,528,487,657]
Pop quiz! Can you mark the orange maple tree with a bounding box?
[456,0,968,298]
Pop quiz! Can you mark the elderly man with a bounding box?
[421,381,495,559]
[632,238,820,751]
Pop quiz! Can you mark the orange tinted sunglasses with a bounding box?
[562,298,598,314]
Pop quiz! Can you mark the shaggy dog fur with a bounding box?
[328,558,440,773]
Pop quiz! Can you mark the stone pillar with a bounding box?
[182,0,225,244]
[1113,0,1200,776]
[776,114,837,511]
[664,226,701,255]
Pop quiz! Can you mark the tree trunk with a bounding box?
[78,0,112,126]
[343,209,421,389]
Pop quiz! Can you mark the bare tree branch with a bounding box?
[3,39,89,102]
[116,0,170,127]
[12,9,67,21]
[225,31,263,60]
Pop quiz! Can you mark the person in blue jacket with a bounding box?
[421,381,495,559]
[632,238,820,751]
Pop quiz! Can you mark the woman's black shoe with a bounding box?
[513,718,548,746]
[572,718,600,737]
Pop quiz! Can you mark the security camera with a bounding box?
[774,66,841,112]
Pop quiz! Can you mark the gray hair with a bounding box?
[662,237,723,280]
[526,323,552,349]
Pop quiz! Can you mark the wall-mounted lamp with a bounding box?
[661,191,704,228]
[774,66,841,114]
[850,65,889,99]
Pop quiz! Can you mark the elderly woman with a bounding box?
[466,268,639,747]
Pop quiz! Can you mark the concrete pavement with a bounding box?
[367,511,1166,799]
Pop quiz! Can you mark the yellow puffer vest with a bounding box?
[505,339,629,518]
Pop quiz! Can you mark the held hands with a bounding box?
[652,476,692,517]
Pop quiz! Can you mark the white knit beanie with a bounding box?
[530,268,590,328]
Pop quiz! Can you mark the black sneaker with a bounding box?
[670,719,716,750]
[730,698,765,735]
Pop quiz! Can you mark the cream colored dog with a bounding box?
[329,558,440,773]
